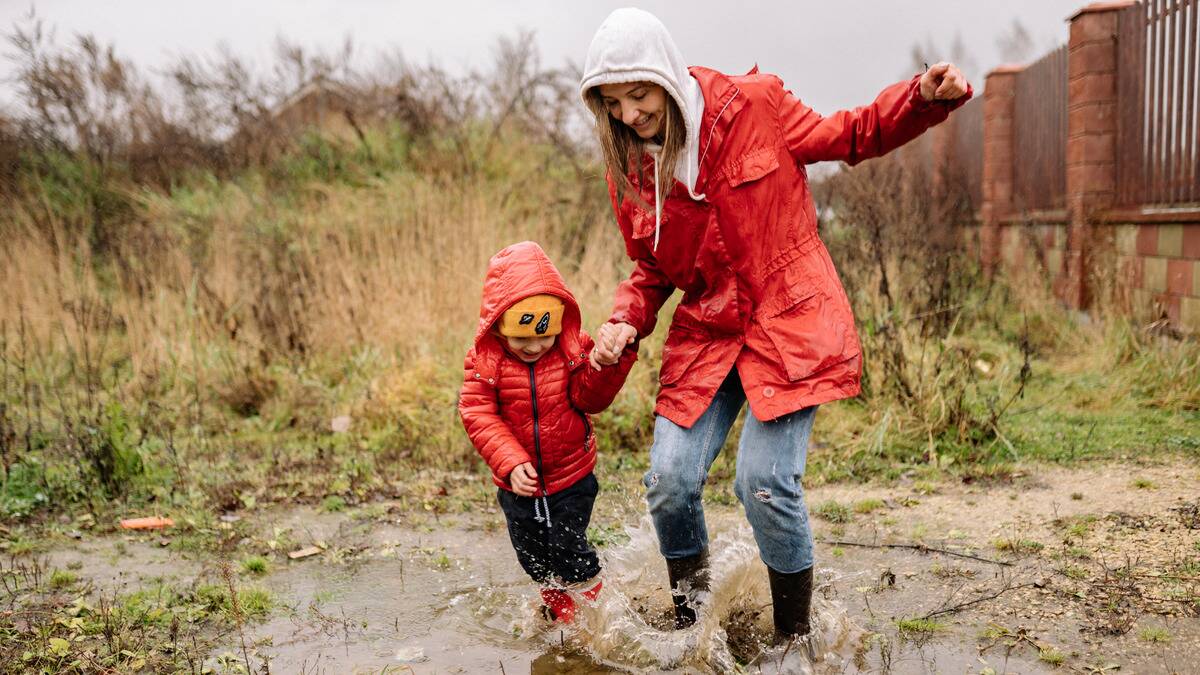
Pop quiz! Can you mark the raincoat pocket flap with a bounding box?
[725,147,779,188]
[759,266,819,318]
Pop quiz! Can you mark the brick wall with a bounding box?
[961,0,1200,334]
[1116,223,1200,331]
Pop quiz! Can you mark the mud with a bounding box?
[42,460,1200,673]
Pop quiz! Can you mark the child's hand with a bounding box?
[590,322,636,370]
[509,462,539,496]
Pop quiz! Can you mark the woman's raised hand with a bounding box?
[919,62,969,102]
[589,322,638,370]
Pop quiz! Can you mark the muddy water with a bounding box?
[211,503,1055,674]
[39,462,1200,672]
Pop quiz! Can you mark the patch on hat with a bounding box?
[499,295,564,337]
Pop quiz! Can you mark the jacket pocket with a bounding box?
[757,267,857,382]
[724,147,779,187]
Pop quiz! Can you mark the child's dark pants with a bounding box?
[497,473,601,585]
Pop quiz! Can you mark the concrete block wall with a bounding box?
[1115,223,1200,331]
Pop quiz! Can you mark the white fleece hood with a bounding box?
[580,8,706,249]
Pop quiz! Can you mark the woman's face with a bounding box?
[597,82,667,140]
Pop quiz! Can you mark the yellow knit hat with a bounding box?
[498,294,564,337]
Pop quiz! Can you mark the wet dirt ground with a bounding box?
[45,460,1200,673]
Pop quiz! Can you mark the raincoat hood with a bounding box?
[580,8,706,249]
[473,241,583,362]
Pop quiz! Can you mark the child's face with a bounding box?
[503,334,557,363]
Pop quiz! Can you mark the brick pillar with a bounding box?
[1065,1,1135,308]
[979,66,1023,271]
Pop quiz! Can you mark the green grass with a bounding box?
[1039,647,1066,666]
[235,587,273,619]
[1139,627,1171,643]
[1059,564,1088,580]
[1067,546,1090,560]
[240,555,269,575]
[813,500,852,524]
[894,617,947,638]
[49,569,78,589]
[586,522,631,548]
[853,498,887,514]
[1059,514,1098,540]
[2,535,39,556]
[321,495,348,513]
[993,538,1044,555]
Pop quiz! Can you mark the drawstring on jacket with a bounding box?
[653,153,662,252]
[533,494,553,529]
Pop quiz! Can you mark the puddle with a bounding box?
[200,514,825,672]
[36,461,1198,673]
[206,512,1053,673]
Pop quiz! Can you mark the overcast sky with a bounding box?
[1,0,1083,115]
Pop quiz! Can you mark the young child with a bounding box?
[459,241,637,623]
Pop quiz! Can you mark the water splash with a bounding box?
[520,515,864,673]
[215,510,866,673]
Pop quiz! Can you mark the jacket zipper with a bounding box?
[579,412,593,450]
[527,364,549,499]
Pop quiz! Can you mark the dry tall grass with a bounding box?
[0,20,1194,521]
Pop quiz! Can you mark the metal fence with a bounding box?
[1013,45,1069,211]
[1117,0,1200,206]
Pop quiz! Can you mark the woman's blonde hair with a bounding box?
[585,85,686,210]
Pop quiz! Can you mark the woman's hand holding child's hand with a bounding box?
[509,462,539,496]
[590,322,637,370]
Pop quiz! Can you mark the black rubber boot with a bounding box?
[767,565,813,638]
[665,551,709,629]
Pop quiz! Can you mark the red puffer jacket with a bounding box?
[608,67,971,428]
[459,242,637,495]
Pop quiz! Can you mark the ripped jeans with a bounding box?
[644,368,817,574]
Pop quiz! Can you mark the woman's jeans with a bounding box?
[644,368,817,574]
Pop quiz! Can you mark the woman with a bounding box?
[581,8,970,639]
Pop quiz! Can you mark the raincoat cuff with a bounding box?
[909,74,974,111]
[907,74,933,110]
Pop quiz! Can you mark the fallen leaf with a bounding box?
[48,637,70,656]
[330,415,352,433]
[288,546,322,560]
[395,645,426,663]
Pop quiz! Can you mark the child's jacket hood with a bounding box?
[473,242,583,372]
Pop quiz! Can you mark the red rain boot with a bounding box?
[540,587,577,624]
[580,579,603,603]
